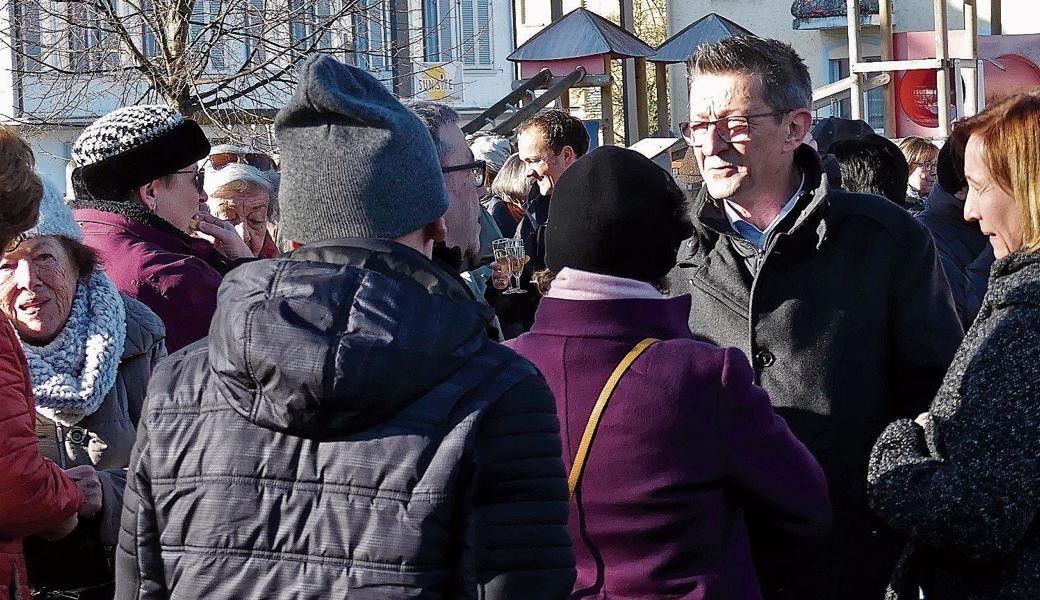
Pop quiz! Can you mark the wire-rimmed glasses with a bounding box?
[680,109,797,146]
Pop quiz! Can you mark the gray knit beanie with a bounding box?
[275,55,449,244]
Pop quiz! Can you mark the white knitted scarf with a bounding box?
[25,270,126,427]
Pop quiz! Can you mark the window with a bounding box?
[16,0,43,72]
[69,3,116,71]
[241,0,267,63]
[827,57,883,130]
[141,0,158,58]
[290,0,333,61]
[352,3,390,72]
[460,0,491,68]
[190,0,229,71]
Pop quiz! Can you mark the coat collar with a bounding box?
[681,145,833,264]
[529,295,694,340]
[74,208,225,264]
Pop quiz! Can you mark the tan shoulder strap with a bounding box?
[568,337,659,499]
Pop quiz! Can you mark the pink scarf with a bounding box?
[545,267,663,301]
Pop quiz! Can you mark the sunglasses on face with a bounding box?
[173,169,206,193]
[207,151,276,172]
[3,232,26,254]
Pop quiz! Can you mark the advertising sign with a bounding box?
[413,62,464,103]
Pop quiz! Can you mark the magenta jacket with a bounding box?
[74,208,236,352]
[505,295,831,599]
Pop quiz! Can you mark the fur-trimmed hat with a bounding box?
[72,105,210,200]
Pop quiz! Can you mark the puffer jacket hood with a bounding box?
[208,238,492,439]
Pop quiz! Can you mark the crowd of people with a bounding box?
[0,33,1037,600]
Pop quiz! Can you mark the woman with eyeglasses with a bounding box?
[897,136,939,215]
[7,183,166,600]
[68,106,253,352]
[0,125,94,600]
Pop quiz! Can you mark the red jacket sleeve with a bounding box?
[0,319,82,540]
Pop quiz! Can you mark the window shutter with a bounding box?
[209,0,225,70]
[21,0,43,71]
[476,0,490,66]
[460,0,473,66]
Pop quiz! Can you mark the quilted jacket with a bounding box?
[0,317,83,600]
[115,238,576,599]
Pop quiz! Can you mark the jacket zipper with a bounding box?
[54,422,68,468]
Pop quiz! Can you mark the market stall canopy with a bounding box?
[508,8,655,62]
[649,13,753,64]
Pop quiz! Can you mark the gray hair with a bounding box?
[688,36,812,116]
[402,100,460,161]
[490,153,532,205]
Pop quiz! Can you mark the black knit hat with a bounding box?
[72,105,210,201]
[545,146,693,284]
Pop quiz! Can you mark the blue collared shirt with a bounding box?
[723,174,805,251]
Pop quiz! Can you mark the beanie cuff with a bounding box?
[79,120,210,200]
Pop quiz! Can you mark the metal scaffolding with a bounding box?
[816,0,995,138]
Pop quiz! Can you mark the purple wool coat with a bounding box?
[506,295,831,600]
[74,208,235,353]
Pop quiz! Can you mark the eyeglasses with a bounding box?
[3,232,26,254]
[173,169,206,193]
[910,161,937,175]
[207,151,276,172]
[442,159,486,186]
[680,109,797,146]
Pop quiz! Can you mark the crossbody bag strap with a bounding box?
[568,337,659,499]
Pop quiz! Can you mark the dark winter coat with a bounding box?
[74,208,239,353]
[917,183,995,328]
[115,238,575,599]
[24,295,165,596]
[666,145,964,600]
[0,317,82,600]
[506,295,830,599]
[869,250,1040,599]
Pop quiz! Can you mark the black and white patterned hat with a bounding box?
[72,105,210,201]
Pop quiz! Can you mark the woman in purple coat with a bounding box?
[505,146,831,599]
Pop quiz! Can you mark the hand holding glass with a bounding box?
[492,238,529,295]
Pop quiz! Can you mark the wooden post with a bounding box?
[991,0,1001,34]
[655,62,669,135]
[879,0,897,135]
[962,0,979,118]
[846,0,864,120]
[934,0,951,137]
[601,56,615,146]
[635,57,649,140]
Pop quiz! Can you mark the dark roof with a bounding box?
[790,0,879,19]
[508,8,654,62]
[649,13,753,64]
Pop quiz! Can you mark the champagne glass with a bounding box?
[493,238,528,294]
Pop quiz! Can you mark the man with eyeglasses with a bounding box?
[69,105,253,351]
[667,36,963,600]
[405,102,507,329]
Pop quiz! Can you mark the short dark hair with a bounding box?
[0,126,43,250]
[936,137,967,195]
[516,110,590,158]
[829,134,910,206]
[56,236,99,277]
[689,36,813,117]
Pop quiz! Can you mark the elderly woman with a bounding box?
[0,127,89,600]
[3,185,166,598]
[506,147,830,598]
[897,136,939,214]
[869,91,1040,598]
[203,163,280,258]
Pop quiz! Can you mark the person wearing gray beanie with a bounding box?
[275,55,449,246]
[115,54,576,600]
